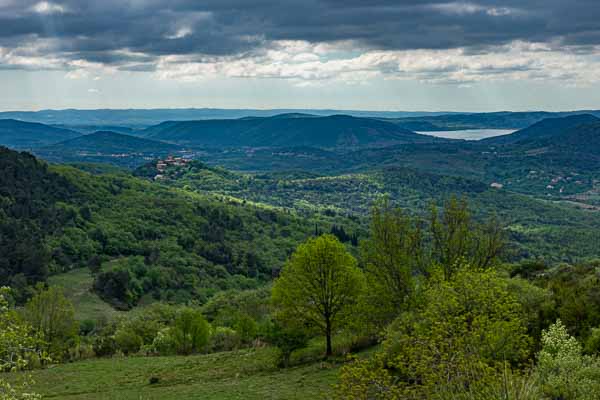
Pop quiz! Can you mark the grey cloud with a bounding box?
[0,0,599,68]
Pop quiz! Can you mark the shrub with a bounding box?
[93,325,118,357]
[114,327,143,355]
[21,286,78,361]
[79,319,96,336]
[172,308,210,355]
[208,327,241,353]
[585,327,600,355]
[151,328,177,356]
[233,314,258,344]
[264,321,310,368]
[536,320,600,399]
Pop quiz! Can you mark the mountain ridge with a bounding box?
[142,113,444,148]
[481,114,600,145]
[0,119,81,149]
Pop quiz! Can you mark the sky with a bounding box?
[1,0,600,112]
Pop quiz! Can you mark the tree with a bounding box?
[233,313,258,344]
[264,320,310,368]
[361,197,424,326]
[0,287,43,400]
[22,286,78,359]
[387,268,530,394]
[272,234,365,356]
[114,326,143,355]
[430,197,504,280]
[536,320,600,399]
[338,267,531,398]
[172,307,210,355]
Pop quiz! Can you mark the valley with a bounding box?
[2,107,600,400]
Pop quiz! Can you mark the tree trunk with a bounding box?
[325,319,332,357]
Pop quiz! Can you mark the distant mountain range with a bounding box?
[0,108,458,127]
[2,108,600,134]
[142,114,443,148]
[0,119,80,149]
[1,111,599,187]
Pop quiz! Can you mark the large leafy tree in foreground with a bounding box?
[336,266,531,399]
[0,287,43,400]
[272,234,365,356]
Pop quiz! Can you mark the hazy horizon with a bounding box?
[1,106,599,114]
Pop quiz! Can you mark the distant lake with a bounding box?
[416,129,516,141]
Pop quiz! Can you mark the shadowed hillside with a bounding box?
[142,114,443,148]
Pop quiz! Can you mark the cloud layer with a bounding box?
[1,1,600,85]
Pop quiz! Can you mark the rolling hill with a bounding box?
[0,119,81,149]
[39,131,182,154]
[143,159,600,261]
[391,110,600,131]
[142,114,442,148]
[482,114,600,145]
[1,145,353,308]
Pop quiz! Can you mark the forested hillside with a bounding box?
[0,146,356,307]
[0,119,80,149]
[137,160,600,261]
[142,114,442,148]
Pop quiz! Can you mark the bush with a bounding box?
[65,342,95,362]
[114,327,143,355]
[233,314,258,344]
[151,328,177,356]
[337,267,531,397]
[21,286,79,361]
[264,321,310,368]
[79,319,96,336]
[208,327,241,353]
[536,320,600,399]
[172,308,210,355]
[585,327,600,355]
[93,325,118,357]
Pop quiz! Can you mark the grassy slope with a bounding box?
[47,268,121,321]
[20,348,341,399]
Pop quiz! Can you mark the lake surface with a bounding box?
[416,129,516,141]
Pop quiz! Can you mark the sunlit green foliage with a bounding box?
[21,286,78,361]
[272,234,365,356]
[172,308,210,355]
[536,320,600,399]
[360,197,423,327]
[337,267,532,398]
[0,287,43,400]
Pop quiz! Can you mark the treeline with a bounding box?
[0,147,75,301]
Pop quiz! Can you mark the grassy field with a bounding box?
[48,268,122,322]
[17,347,344,399]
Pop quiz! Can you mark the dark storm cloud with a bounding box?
[0,0,599,67]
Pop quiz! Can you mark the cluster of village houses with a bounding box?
[490,171,586,194]
[154,155,190,180]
